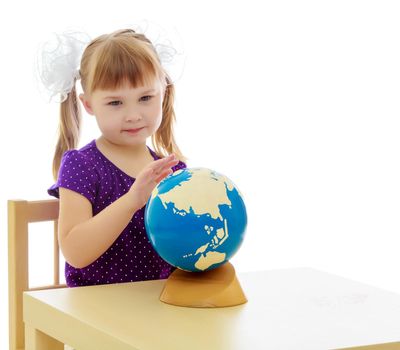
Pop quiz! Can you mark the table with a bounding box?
[23,268,400,350]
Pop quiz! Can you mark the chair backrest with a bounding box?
[8,199,66,350]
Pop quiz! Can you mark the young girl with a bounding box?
[46,28,187,287]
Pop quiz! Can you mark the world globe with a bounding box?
[144,167,247,272]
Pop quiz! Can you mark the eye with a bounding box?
[140,95,153,102]
[107,95,153,106]
[108,101,121,106]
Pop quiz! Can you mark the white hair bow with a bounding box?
[34,29,91,103]
[35,23,187,104]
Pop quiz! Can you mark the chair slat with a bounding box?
[27,200,59,223]
[8,200,29,350]
[8,198,62,350]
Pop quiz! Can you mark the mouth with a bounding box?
[123,127,144,134]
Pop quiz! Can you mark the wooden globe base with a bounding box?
[160,262,248,308]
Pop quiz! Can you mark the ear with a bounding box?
[79,93,95,115]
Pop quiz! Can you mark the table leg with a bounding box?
[25,325,64,350]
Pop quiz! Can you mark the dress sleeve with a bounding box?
[47,150,98,205]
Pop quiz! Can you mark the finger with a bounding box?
[151,154,176,170]
[162,154,179,165]
[152,163,174,177]
[163,159,179,170]
[153,158,179,173]
[160,154,176,162]
[151,166,165,178]
[155,168,173,183]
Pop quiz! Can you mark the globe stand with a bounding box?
[159,262,247,308]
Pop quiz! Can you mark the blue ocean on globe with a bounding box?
[144,167,247,272]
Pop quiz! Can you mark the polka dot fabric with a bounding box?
[48,139,186,287]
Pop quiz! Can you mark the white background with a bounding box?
[1,0,400,347]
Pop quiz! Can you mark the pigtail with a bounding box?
[152,76,186,163]
[52,79,81,180]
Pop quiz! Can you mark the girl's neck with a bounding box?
[96,136,149,159]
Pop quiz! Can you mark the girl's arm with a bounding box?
[58,154,178,268]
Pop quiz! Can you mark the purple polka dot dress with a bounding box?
[48,139,186,287]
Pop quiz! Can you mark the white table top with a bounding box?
[24,267,400,350]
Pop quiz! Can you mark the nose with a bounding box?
[125,114,142,122]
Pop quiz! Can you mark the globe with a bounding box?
[144,167,247,272]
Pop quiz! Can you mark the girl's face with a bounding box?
[79,78,165,148]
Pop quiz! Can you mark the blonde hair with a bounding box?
[53,28,186,180]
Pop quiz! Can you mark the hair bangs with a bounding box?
[88,39,162,94]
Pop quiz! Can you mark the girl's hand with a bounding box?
[128,154,179,208]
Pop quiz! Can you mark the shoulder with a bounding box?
[59,140,97,169]
[57,140,100,185]
[48,140,99,202]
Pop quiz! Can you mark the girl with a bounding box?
[46,28,187,287]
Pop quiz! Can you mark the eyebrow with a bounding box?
[102,89,156,100]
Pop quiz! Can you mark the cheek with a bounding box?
[154,111,163,129]
[95,114,118,133]
[148,100,163,129]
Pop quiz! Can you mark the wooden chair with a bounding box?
[8,199,67,350]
